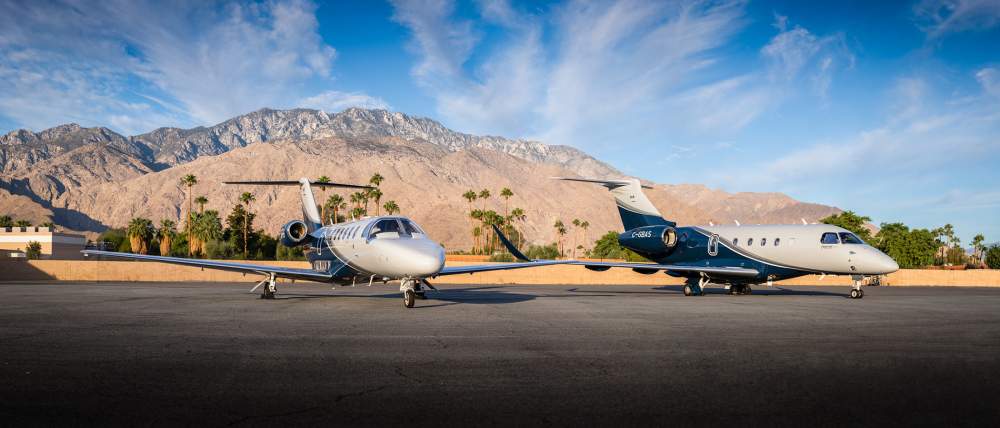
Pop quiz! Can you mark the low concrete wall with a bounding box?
[2,260,1000,286]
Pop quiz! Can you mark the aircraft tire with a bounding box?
[850,289,859,299]
[858,289,864,299]
[404,289,416,308]
[683,285,693,296]
[744,286,752,295]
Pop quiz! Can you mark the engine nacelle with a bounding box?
[279,220,310,247]
[618,225,678,256]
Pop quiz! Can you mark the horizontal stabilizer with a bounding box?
[552,177,654,189]
[224,180,372,189]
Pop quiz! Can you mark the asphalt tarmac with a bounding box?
[1,281,999,426]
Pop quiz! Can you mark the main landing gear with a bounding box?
[849,275,865,299]
[251,272,278,299]
[728,284,752,295]
[683,276,709,296]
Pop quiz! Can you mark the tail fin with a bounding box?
[555,177,674,230]
[224,178,372,232]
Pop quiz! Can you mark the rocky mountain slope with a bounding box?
[0,108,841,248]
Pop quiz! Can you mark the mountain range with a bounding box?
[0,108,841,249]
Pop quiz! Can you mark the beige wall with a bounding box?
[0,230,87,260]
[2,259,1000,286]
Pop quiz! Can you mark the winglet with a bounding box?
[491,224,531,262]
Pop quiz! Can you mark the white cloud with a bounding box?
[976,67,1000,98]
[298,91,390,112]
[761,15,853,98]
[0,0,377,134]
[725,76,1000,195]
[391,0,762,147]
[914,0,1000,37]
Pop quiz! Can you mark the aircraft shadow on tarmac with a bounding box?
[275,285,538,308]
[275,284,851,306]
[648,285,850,297]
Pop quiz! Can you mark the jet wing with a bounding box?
[81,250,332,282]
[435,260,566,276]
[567,261,760,278]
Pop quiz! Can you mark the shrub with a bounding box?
[986,245,1000,269]
[25,241,42,259]
[525,244,560,260]
[488,253,515,262]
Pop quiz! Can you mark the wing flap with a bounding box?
[568,261,759,278]
[81,250,332,282]
[436,260,565,276]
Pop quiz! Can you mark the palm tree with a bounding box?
[462,190,477,250]
[572,218,581,258]
[478,189,491,211]
[369,173,384,188]
[316,176,331,222]
[500,187,513,221]
[190,210,223,257]
[0,215,12,227]
[471,209,484,253]
[553,219,566,257]
[580,220,590,255]
[194,196,208,214]
[180,174,197,255]
[239,192,255,259]
[383,200,400,215]
[127,217,154,254]
[158,219,176,256]
[370,188,384,215]
[972,234,986,265]
[510,207,526,249]
[325,194,346,224]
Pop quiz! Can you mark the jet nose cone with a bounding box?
[875,250,899,274]
[406,240,445,277]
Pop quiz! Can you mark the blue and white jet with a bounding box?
[557,177,899,299]
[83,178,562,308]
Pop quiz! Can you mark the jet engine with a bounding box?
[279,220,310,247]
[618,225,679,256]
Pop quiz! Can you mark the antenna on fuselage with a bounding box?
[801,218,808,225]
[734,220,741,226]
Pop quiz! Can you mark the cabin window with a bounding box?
[774,238,780,246]
[747,238,753,246]
[839,232,865,244]
[821,232,840,244]
[733,238,739,246]
[760,238,767,246]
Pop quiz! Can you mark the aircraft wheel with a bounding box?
[403,289,416,308]
[858,289,864,299]
[728,286,737,295]
[744,286,752,295]
[683,285,694,296]
[850,289,859,299]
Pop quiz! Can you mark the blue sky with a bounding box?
[1,0,999,244]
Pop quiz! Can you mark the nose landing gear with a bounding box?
[400,278,429,308]
[849,275,865,299]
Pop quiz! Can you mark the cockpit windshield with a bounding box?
[839,232,865,244]
[401,219,424,235]
[820,232,840,244]
[369,219,402,238]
